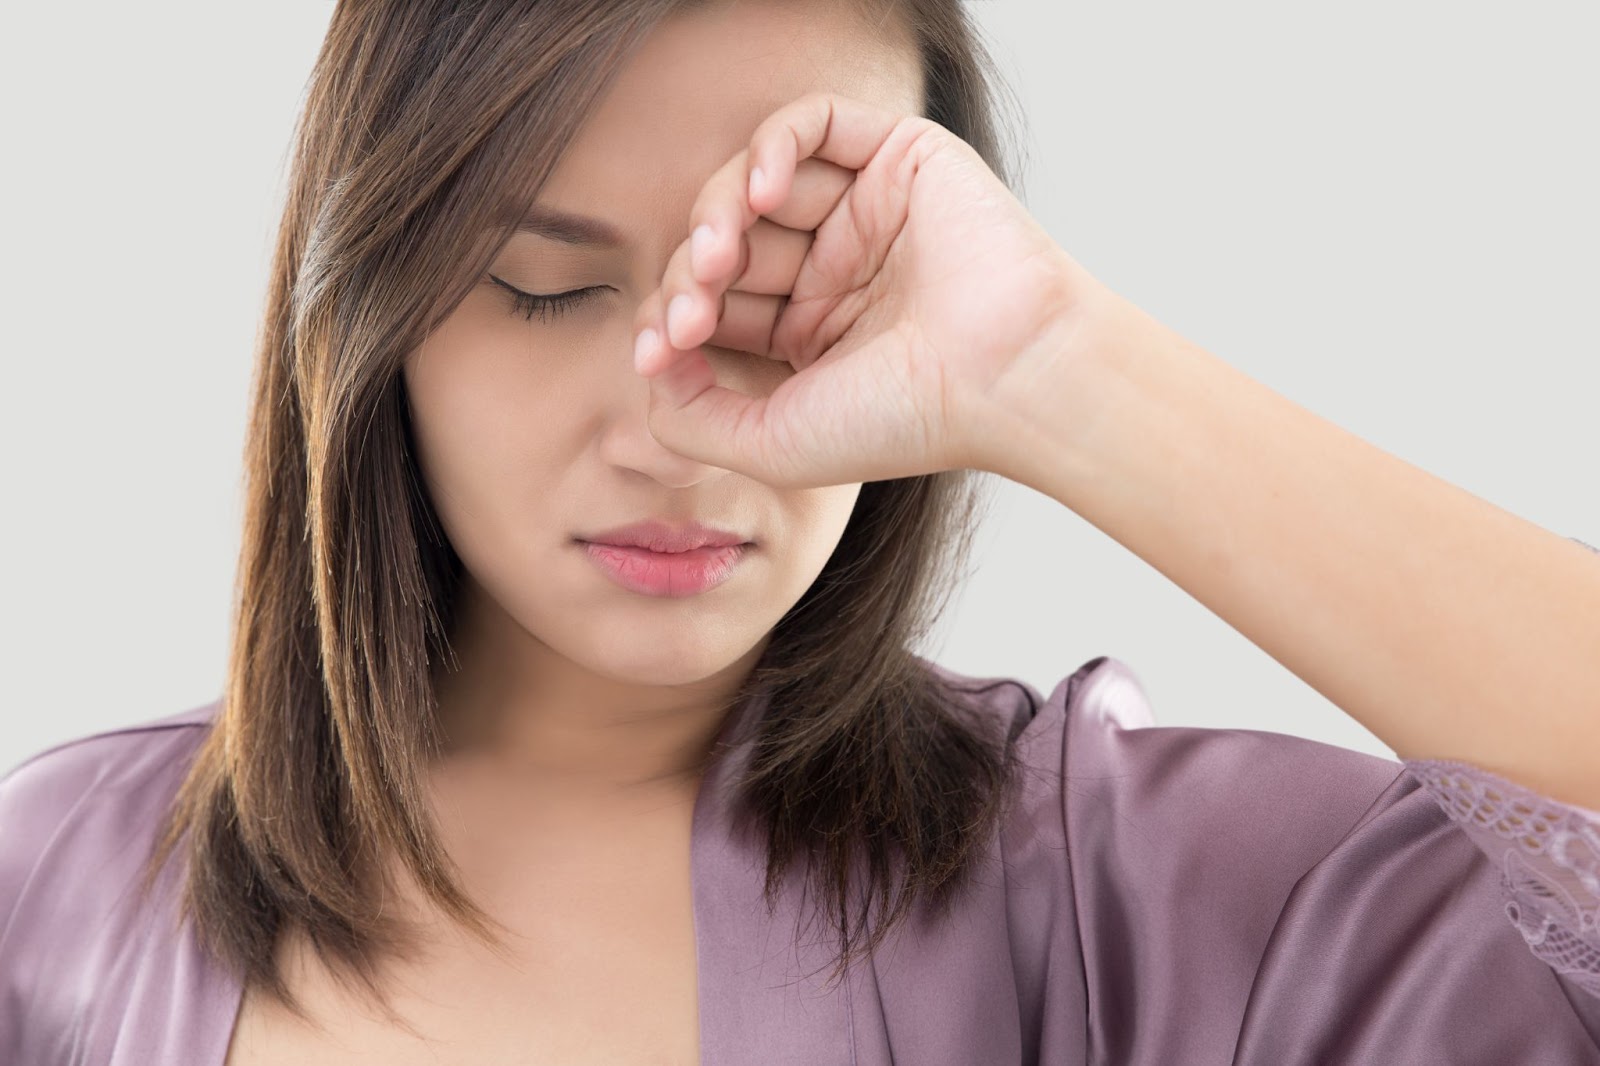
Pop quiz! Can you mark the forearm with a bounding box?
[987,290,1600,809]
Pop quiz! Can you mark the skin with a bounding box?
[401,0,923,814]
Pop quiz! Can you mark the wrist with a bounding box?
[967,277,1173,504]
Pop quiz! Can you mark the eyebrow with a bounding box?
[514,203,628,249]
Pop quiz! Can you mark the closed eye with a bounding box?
[487,274,611,323]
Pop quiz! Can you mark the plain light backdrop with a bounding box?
[3,2,1595,773]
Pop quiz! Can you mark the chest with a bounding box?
[221,791,702,1065]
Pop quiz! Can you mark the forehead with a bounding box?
[536,0,923,259]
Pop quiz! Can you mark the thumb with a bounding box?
[643,346,789,483]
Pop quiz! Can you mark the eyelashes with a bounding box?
[486,273,610,323]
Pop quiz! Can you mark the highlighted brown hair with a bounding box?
[141,0,1033,1032]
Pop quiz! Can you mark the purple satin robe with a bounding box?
[4,549,1599,1063]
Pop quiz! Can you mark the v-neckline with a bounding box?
[202,680,774,1066]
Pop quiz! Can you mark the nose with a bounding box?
[598,351,732,489]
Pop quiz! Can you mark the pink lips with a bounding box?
[576,519,754,597]
[578,541,752,597]
[580,519,748,554]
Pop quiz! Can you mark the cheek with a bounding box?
[780,484,863,575]
[401,316,580,505]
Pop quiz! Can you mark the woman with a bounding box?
[2,0,1596,1063]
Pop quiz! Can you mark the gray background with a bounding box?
[3,1,1595,772]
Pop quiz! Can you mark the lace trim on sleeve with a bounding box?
[1402,757,1600,998]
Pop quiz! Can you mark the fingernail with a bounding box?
[749,165,766,204]
[667,293,694,348]
[691,224,715,276]
[634,327,658,373]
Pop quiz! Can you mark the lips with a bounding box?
[578,541,752,598]
[578,519,751,554]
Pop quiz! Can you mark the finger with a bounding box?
[754,157,857,235]
[710,289,790,359]
[653,209,809,355]
[642,98,883,372]
[674,215,812,313]
[632,285,705,377]
[709,216,814,296]
[690,157,854,287]
[631,277,784,478]
[656,232,724,354]
[744,91,920,220]
[640,237,790,365]
[668,160,840,355]
[632,287,670,376]
[658,218,808,357]
[643,343,789,485]
[648,278,793,364]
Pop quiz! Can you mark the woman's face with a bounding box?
[402,1,924,712]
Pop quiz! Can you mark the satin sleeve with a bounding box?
[1053,652,1600,1065]
[1399,756,1600,1000]
[1395,534,1600,1000]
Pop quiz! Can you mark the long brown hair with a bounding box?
[141,0,1033,1030]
